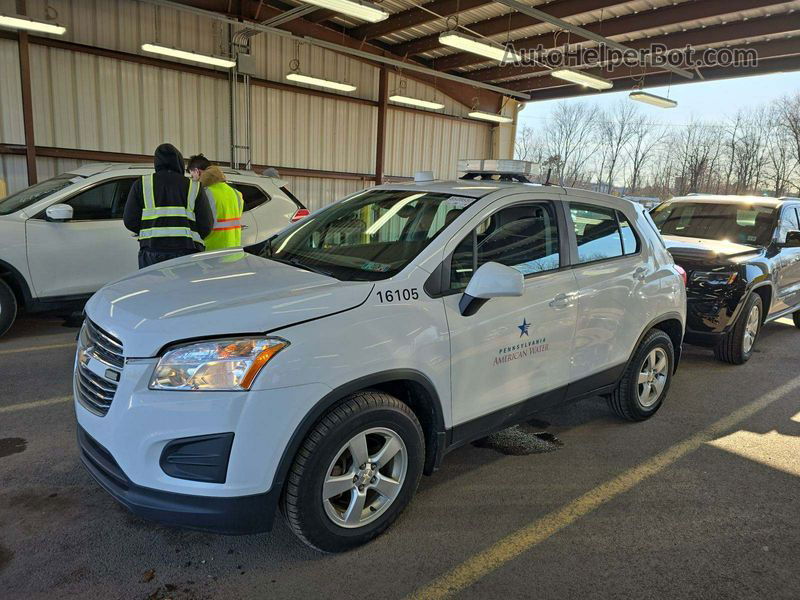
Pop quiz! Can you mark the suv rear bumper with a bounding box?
[77,426,278,534]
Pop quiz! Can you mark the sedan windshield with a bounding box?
[258,189,476,281]
[651,201,776,247]
[0,174,80,216]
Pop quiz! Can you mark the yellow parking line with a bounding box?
[409,375,800,600]
[0,342,76,356]
[0,396,72,414]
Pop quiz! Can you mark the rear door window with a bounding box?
[229,183,269,212]
[570,204,624,263]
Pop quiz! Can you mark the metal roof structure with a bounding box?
[174,0,800,108]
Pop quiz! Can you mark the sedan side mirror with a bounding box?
[45,204,73,222]
[459,262,524,316]
[784,230,800,248]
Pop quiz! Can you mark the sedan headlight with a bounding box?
[150,337,288,391]
[689,271,737,286]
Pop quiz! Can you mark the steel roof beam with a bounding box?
[434,0,790,73]
[494,14,800,89]
[394,0,626,58]
[351,0,489,41]
[510,37,800,93]
[491,0,693,79]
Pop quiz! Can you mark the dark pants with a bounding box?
[138,248,196,269]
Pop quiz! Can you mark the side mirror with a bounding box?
[459,262,524,316]
[45,204,73,222]
[784,231,800,248]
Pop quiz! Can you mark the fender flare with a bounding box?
[268,369,446,494]
[628,312,685,373]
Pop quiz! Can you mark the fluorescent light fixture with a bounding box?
[551,68,613,90]
[299,0,389,23]
[286,72,356,92]
[629,90,677,108]
[0,14,66,34]
[439,31,521,63]
[468,111,513,123]
[389,95,445,110]
[141,43,235,68]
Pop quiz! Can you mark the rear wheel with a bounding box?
[0,279,18,337]
[282,391,424,552]
[608,329,674,422]
[714,294,762,365]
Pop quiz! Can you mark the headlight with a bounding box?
[150,337,288,391]
[689,271,737,286]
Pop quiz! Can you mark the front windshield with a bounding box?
[0,174,80,216]
[258,189,476,281]
[651,201,776,247]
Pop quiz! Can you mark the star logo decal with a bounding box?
[518,318,530,337]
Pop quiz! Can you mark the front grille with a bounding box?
[75,320,124,416]
[85,319,125,368]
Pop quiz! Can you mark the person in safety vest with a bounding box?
[124,144,213,268]
[187,153,211,182]
[199,165,245,250]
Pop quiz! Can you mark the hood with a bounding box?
[200,165,226,186]
[662,235,763,267]
[154,143,185,174]
[85,250,373,357]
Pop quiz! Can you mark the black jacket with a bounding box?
[123,144,214,251]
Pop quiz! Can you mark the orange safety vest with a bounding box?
[204,182,244,251]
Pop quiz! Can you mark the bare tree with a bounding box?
[598,101,639,194]
[543,102,599,186]
[624,115,666,195]
[514,125,543,162]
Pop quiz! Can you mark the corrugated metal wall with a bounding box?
[0,0,493,205]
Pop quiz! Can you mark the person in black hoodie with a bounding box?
[124,143,214,268]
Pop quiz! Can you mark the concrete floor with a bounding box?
[1,315,798,599]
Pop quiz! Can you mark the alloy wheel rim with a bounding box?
[322,427,408,529]
[743,304,760,354]
[637,347,669,408]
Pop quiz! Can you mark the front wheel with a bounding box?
[714,294,762,365]
[282,391,424,552]
[0,279,18,338]
[608,329,674,422]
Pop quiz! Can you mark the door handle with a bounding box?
[549,293,571,309]
[633,267,647,281]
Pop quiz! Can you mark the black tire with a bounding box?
[608,329,674,422]
[793,310,800,329]
[713,294,762,365]
[0,279,18,338]
[281,391,424,552]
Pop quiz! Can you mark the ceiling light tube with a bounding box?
[389,95,445,110]
[0,14,66,34]
[468,111,513,124]
[629,91,677,108]
[550,68,613,90]
[439,31,521,63]
[141,43,235,68]
[286,72,357,92]
[299,0,389,23]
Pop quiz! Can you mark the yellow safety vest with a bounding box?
[204,182,245,251]
[140,174,202,244]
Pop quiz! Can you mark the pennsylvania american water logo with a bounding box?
[493,318,549,366]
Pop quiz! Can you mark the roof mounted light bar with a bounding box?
[457,159,541,182]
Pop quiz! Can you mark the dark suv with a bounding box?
[651,195,800,364]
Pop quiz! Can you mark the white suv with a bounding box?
[74,161,686,552]
[0,163,307,336]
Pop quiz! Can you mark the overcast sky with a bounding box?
[518,71,800,127]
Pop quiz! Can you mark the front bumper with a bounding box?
[78,426,277,534]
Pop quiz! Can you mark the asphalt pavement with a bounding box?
[1,315,798,599]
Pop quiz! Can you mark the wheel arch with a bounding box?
[631,312,684,374]
[749,284,772,323]
[0,258,33,309]
[271,370,446,498]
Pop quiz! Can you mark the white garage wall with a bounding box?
[1,0,494,205]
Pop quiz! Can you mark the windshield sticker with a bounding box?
[445,196,477,210]
[361,261,391,273]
